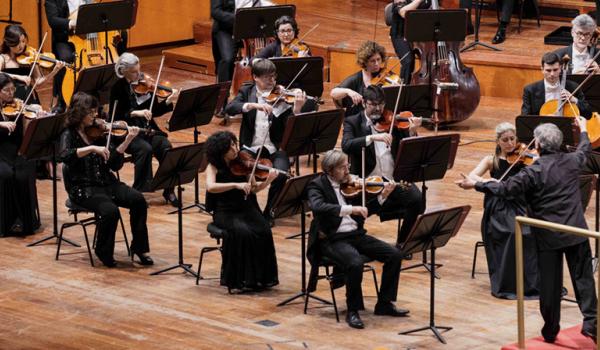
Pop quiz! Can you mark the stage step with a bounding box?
[193,20,212,44]
[162,44,215,75]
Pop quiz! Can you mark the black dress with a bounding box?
[336,71,366,118]
[206,168,278,290]
[1,63,41,104]
[482,158,539,299]
[0,117,40,236]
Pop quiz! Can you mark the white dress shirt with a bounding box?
[68,0,85,14]
[572,44,591,74]
[243,87,289,154]
[364,117,395,180]
[235,0,274,8]
[327,176,359,233]
[544,80,561,103]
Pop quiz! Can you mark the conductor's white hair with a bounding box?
[534,123,563,152]
[115,52,139,78]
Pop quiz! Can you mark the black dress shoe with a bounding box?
[135,253,154,266]
[543,336,556,343]
[492,27,506,44]
[98,257,118,268]
[345,311,364,329]
[374,302,410,317]
[581,328,597,343]
[163,189,180,208]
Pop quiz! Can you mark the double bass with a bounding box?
[411,0,480,124]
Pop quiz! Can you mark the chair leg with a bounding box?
[326,266,340,323]
[196,248,206,285]
[472,241,484,278]
[56,224,67,260]
[118,213,130,257]
[82,225,95,267]
[368,265,379,297]
[518,0,524,34]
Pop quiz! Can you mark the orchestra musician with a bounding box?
[552,14,600,75]
[0,73,40,237]
[210,0,236,92]
[464,122,539,299]
[205,130,279,292]
[306,149,408,329]
[457,118,597,344]
[341,85,424,246]
[330,41,387,118]
[460,0,518,44]
[255,15,311,59]
[224,58,306,226]
[521,52,592,117]
[109,52,180,207]
[59,92,153,268]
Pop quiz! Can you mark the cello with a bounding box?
[411,0,481,124]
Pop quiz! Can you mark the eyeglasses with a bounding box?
[0,86,16,94]
[365,101,385,108]
[573,31,593,39]
[278,28,294,34]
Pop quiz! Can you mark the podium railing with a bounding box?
[515,216,600,349]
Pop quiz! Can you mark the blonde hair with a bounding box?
[493,122,516,170]
[115,52,139,78]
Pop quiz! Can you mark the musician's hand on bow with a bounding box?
[251,103,274,116]
[91,145,110,161]
[370,133,393,146]
[351,206,368,219]
[236,182,252,196]
[561,90,578,104]
[0,121,16,133]
[347,90,363,106]
[132,109,152,121]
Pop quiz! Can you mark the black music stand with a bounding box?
[394,134,460,275]
[568,74,600,112]
[515,116,576,148]
[0,0,21,25]
[73,63,118,105]
[273,174,331,307]
[398,205,471,344]
[233,5,296,41]
[149,143,205,278]
[75,1,136,64]
[460,1,501,52]
[382,84,433,119]
[167,83,224,214]
[271,57,324,98]
[21,114,78,247]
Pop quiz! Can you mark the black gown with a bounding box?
[206,168,278,290]
[1,65,41,104]
[0,117,40,236]
[482,158,539,299]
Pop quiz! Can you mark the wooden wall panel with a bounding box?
[0,0,49,50]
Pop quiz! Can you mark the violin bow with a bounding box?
[28,32,48,80]
[282,23,319,57]
[12,79,40,127]
[105,100,118,150]
[361,147,366,207]
[497,137,536,182]
[146,55,166,129]
[557,50,600,113]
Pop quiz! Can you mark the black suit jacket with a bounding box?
[45,0,70,45]
[552,45,600,74]
[341,111,409,176]
[211,0,235,34]
[224,83,291,149]
[521,79,592,118]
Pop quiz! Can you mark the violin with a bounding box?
[16,46,73,70]
[281,38,310,58]
[131,73,174,99]
[371,65,401,87]
[505,143,539,166]
[229,150,289,181]
[539,55,580,117]
[84,118,155,142]
[1,99,39,120]
[263,85,323,105]
[373,110,431,133]
[340,176,409,198]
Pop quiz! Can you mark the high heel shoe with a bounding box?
[162,189,180,208]
[134,252,154,266]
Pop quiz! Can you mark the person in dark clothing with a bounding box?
[306,149,408,329]
[205,130,279,291]
[341,85,424,245]
[552,15,599,75]
[521,52,592,118]
[224,58,305,225]
[211,0,236,86]
[255,15,311,59]
[460,0,518,44]
[0,73,40,237]
[59,92,153,268]
[457,117,598,344]
[109,52,180,206]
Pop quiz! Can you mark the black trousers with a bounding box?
[73,182,149,260]
[460,0,516,24]
[0,158,39,236]
[537,241,597,339]
[321,233,403,311]
[258,149,290,218]
[126,134,172,192]
[211,29,236,84]
[378,183,424,245]
[391,36,414,84]
[52,41,76,105]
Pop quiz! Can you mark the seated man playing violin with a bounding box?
[306,149,408,329]
[109,52,180,207]
[341,85,424,246]
[225,58,306,226]
[255,15,311,59]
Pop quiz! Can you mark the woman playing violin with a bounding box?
[255,16,311,59]
[205,130,279,292]
[0,25,66,104]
[463,122,539,299]
[0,73,40,237]
[109,52,180,206]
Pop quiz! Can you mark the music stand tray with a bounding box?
[383,84,433,119]
[149,143,206,278]
[271,57,324,98]
[73,63,118,106]
[516,115,576,148]
[75,1,135,35]
[233,5,296,41]
[404,9,467,43]
[398,205,471,344]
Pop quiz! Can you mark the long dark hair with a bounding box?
[1,25,27,55]
[0,72,13,91]
[65,92,99,128]
[206,131,237,170]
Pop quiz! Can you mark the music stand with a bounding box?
[515,116,576,148]
[272,174,331,307]
[460,1,501,52]
[73,63,118,105]
[398,205,471,344]
[167,83,223,214]
[383,84,433,119]
[0,0,21,25]
[394,134,460,275]
[20,114,78,248]
[568,74,600,112]
[271,57,324,98]
[233,5,296,41]
[75,1,136,64]
[149,143,205,278]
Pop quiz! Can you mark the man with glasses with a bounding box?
[256,16,311,59]
[225,58,306,226]
[553,14,599,75]
[341,85,424,246]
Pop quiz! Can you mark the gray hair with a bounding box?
[572,14,597,33]
[115,52,139,78]
[495,122,516,140]
[534,123,563,152]
[321,149,347,175]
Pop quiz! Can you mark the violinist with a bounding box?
[109,52,180,207]
[552,15,600,75]
[464,122,539,300]
[205,130,279,292]
[255,16,311,59]
[59,92,153,268]
[341,85,424,246]
[0,25,66,104]
[330,41,387,118]
[522,52,592,118]
[224,58,306,226]
[0,73,40,237]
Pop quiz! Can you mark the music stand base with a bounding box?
[285,232,302,239]
[27,234,80,247]
[150,263,198,277]
[168,202,209,215]
[461,40,501,52]
[277,291,332,307]
[399,325,452,344]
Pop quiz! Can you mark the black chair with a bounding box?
[471,240,485,278]
[304,254,379,322]
[56,199,130,266]
[196,222,227,290]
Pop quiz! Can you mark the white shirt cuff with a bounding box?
[377,194,385,205]
[365,135,373,146]
[340,205,353,217]
[242,103,251,113]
